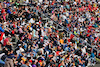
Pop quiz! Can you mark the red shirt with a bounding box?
[79,8,82,11]
[56,51,60,55]
[1,9,5,13]
[28,34,32,39]
[0,32,4,41]
[70,34,74,39]
[68,24,71,27]
[86,34,90,37]
[88,4,92,11]
[12,30,15,34]
[3,38,9,46]
[91,17,95,21]
[82,6,85,11]
[58,64,61,67]
[94,37,98,41]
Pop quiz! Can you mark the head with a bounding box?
[21,52,25,56]
[1,24,4,29]
[25,61,29,66]
[7,35,11,40]
[94,52,96,55]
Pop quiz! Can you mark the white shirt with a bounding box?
[81,47,86,54]
[26,0,29,3]
[75,42,77,49]
[41,29,44,36]
[21,21,25,26]
[39,0,43,3]
[65,0,69,2]
[28,18,35,23]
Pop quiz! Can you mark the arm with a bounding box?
[6,41,12,45]
[19,10,25,16]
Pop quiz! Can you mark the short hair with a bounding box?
[25,60,29,64]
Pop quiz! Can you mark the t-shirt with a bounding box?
[90,53,95,58]
[19,28,23,33]
[21,64,28,67]
[7,9,11,14]
[0,32,4,41]
[3,38,9,46]
[28,34,32,39]
[0,27,4,32]
[1,9,5,14]
[32,64,36,67]
[60,39,64,44]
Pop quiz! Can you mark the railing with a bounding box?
[38,6,100,58]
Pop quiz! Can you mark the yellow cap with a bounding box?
[50,26,52,28]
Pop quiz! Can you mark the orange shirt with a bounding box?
[99,39,100,41]
[60,39,64,44]
[78,58,82,64]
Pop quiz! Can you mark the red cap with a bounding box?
[29,60,32,63]
[13,12,16,14]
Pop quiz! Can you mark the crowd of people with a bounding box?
[0,0,99,67]
[43,0,100,50]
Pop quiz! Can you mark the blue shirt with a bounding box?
[7,9,11,14]
[0,27,4,32]
[90,53,95,58]
[17,54,23,59]
[65,19,69,24]
[0,59,5,64]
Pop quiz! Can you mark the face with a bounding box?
[10,50,13,54]
[1,25,4,28]
[14,54,17,58]
[26,62,29,66]
[21,52,24,55]
[94,52,96,55]
[8,37,11,40]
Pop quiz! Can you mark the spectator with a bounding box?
[4,50,14,67]
[21,60,29,67]
[3,35,12,46]
[0,0,99,67]
[88,52,96,66]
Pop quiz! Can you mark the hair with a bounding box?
[25,60,29,64]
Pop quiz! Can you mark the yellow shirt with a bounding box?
[27,26,31,30]
[60,39,64,44]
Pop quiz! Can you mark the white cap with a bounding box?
[18,44,21,46]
